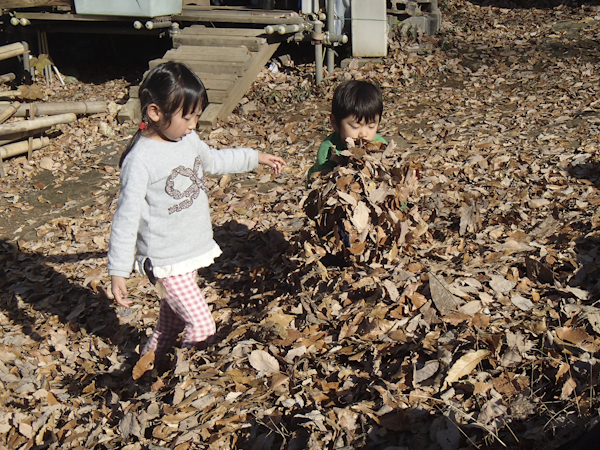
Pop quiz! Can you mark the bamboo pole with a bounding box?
[0,101,20,124]
[0,101,107,117]
[0,73,15,84]
[0,90,21,98]
[0,113,76,137]
[0,43,26,62]
[0,127,50,146]
[0,136,49,159]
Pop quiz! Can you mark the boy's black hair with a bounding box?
[119,62,209,167]
[331,80,383,124]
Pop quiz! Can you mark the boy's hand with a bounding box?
[111,275,132,307]
[258,152,286,175]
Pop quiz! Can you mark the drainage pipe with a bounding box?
[313,20,324,85]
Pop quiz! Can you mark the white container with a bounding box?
[351,0,387,57]
[74,0,183,17]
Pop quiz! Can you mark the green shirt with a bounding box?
[306,131,387,182]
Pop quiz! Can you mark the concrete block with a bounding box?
[117,98,141,124]
[351,0,387,58]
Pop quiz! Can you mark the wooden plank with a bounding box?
[183,0,209,5]
[0,0,70,7]
[174,9,304,25]
[164,45,251,63]
[174,35,266,52]
[195,73,238,83]
[216,42,279,120]
[149,58,248,76]
[13,12,133,22]
[180,25,267,37]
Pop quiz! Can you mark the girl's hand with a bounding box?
[111,275,132,307]
[258,152,287,175]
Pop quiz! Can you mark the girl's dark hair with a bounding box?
[331,80,384,124]
[119,62,209,167]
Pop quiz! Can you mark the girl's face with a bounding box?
[161,106,202,142]
[146,103,202,142]
[333,114,380,144]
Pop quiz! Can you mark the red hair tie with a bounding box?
[139,122,148,130]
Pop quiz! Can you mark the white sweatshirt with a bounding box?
[108,132,258,278]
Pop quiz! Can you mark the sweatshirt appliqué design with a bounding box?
[165,156,209,214]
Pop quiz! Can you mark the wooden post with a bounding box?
[27,107,34,159]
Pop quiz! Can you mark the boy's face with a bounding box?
[332,114,380,144]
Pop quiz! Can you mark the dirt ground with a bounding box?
[0,140,123,240]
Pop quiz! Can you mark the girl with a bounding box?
[108,62,285,358]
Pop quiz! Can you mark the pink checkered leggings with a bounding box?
[141,271,216,357]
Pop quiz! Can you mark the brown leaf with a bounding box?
[132,350,155,380]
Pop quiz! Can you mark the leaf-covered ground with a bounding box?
[2,1,600,448]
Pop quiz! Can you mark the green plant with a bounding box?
[291,85,312,103]
[265,91,282,104]
[30,54,52,73]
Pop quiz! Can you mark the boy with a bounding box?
[307,80,386,183]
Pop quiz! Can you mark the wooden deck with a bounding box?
[6,4,305,128]
[128,7,303,128]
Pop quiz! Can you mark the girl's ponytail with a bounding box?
[119,126,143,167]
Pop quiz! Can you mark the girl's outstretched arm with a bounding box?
[111,275,132,307]
[258,152,286,175]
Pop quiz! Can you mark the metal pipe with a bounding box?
[145,20,172,30]
[42,31,51,86]
[313,20,324,85]
[277,23,304,35]
[326,0,335,73]
[325,33,348,45]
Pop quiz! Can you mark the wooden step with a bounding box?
[129,75,235,97]
[198,41,279,127]
[179,24,268,37]
[174,34,267,52]
[163,45,251,64]
[174,8,304,25]
[149,57,249,76]
[126,22,283,130]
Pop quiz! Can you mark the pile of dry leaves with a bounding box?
[2,0,600,449]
